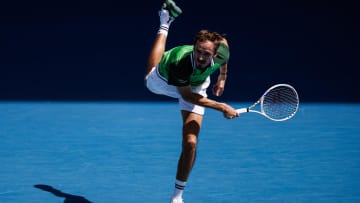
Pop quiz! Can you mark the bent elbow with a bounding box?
[182,94,194,103]
[181,93,203,106]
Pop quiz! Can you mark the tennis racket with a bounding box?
[236,84,299,121]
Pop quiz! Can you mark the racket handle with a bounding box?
[236,108,249,114]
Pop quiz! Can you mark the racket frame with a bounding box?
[236,84,299,121]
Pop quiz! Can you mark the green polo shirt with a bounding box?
[157,43,229,86]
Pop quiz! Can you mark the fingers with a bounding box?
[221,103,239,119]
[224,111,240,119]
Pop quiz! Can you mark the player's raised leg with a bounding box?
[145,0,182,78]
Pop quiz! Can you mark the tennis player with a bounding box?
[145,1,239,202]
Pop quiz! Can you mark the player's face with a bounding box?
[193,40,216,69]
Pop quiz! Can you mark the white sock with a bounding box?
[158,24,170,36]
[172,179,186,199]
[158,9,172,36]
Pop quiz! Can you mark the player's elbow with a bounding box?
[182,93,203,105]
[181,94,194,103]
[177,86,201,105]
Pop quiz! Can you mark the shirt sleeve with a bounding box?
[214,42,230,65]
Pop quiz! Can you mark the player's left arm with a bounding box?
[212,38,230,96]
[212,64,227,96]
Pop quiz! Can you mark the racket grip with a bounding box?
[236,108,249,114]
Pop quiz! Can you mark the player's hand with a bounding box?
[213,70,226,96]
[221,103,239,119]
[212,83,224,96]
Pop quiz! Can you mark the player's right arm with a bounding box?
[177,85,238,119]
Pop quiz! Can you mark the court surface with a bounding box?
[1,102,359,203]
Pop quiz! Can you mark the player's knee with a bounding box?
[182,138,197,153]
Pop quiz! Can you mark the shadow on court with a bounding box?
[34,184,93,203]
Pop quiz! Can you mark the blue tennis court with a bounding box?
[1,102,359,202]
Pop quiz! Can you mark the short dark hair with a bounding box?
[194,30,225,50]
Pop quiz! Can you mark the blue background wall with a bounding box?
[1,0,359,102]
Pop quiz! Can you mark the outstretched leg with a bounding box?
[177,111,202,181]
[171,110,203,202]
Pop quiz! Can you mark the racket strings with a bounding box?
[262,86,299,120]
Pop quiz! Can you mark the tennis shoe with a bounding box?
[170,197,184,203]
[162,0,182,20]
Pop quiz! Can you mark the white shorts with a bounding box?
[145,66,210,115]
